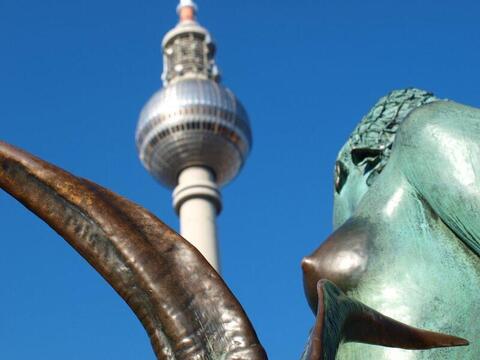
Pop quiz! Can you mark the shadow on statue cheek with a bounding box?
[333,179,371,229]
[301,217,372,314]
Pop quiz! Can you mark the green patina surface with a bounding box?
[333,89,480,359]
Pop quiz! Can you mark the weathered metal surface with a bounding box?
[303,89,480,358]
[0,141,266,360]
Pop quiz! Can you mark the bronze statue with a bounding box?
[0,88,476,359]
[303,89,480,358]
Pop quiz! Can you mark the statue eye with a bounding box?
[351,148,382,166]
[335,161,349,194]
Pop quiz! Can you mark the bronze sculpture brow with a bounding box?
[0,141,267,360]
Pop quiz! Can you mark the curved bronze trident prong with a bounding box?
[0,141,267,360]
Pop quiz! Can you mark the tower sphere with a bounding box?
[136,79,252,189]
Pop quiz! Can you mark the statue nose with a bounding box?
[302,219,371,313]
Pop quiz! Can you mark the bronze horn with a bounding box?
[0,141,267,360]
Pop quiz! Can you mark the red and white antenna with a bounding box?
[177,0,198,22]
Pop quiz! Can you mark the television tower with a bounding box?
[135,0,252,272]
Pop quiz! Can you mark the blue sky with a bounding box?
[0,0,479,359]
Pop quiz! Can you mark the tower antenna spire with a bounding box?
[177,0,198,22]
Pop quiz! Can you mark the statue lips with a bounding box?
[302,218,371,313]
[303,280,469,360]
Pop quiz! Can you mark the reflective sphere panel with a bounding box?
[136,79,252,188]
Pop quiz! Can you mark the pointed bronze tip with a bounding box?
[301,256,314,271]
[302,256,321,313]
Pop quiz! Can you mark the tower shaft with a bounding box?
[173,166,221,270]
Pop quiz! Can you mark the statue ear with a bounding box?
[302,280,468,360]
[0,141,266,360]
